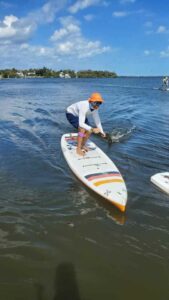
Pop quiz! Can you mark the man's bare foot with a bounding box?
[76,148,85,156]
[82,145,90,152]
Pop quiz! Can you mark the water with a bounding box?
[0,77,169,300]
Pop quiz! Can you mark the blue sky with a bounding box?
[0,0,169,75]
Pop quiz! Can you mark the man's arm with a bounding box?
[92,110,104,134]
[79,109,92,131]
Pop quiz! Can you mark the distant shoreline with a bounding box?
[0,68,117,79]
[0,75,165,80]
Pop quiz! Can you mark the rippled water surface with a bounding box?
[0,78,169,300]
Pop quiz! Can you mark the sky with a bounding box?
[0,0,169,75]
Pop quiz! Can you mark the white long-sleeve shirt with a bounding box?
[66,100,104,133]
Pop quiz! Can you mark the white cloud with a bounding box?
[0,1,67,45]
[160,47,169,57]
[156,25,168,34]
[29,0,67,24]
[20,43,29,50]
[20,43,52,58]
[77,40,109,58]
[0,15,17,39]
[112,9,143,17]
[84,14,95,21]
[120,0,136,4]
[0,14,111,68]
[0,42,57,69]
[51,20,80,41]
[145,24,169,35]
[112,11,128,17]
[68,0,107,14]
[0,1,14,9]
[50,16,110,58]
[0,14,36,42]
[3,15,18,27]
[0,1,112,68]
[144,50,154,56]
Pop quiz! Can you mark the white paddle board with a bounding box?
[151,172,169,195]
[159,87,169,91]
[61,133,127,212]
[153,87,169,91]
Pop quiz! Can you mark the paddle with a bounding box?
[97,132,113,144]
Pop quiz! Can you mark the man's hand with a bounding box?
[92,128,101,134]
[101,132,106,138]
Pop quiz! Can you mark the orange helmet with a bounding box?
[88,92,104,103]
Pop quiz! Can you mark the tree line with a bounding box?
[0,67,117,78]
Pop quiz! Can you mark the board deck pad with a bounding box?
[151,172,169,195]
[61,133,127,212]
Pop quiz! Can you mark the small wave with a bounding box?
[34,108,50,116]
[105,84,152,90]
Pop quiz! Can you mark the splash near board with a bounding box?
[61,133,127,212]
[151,172,169,195]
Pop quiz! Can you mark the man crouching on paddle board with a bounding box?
[66,92,106,156]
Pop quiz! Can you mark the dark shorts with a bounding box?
[66,112,90,129]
